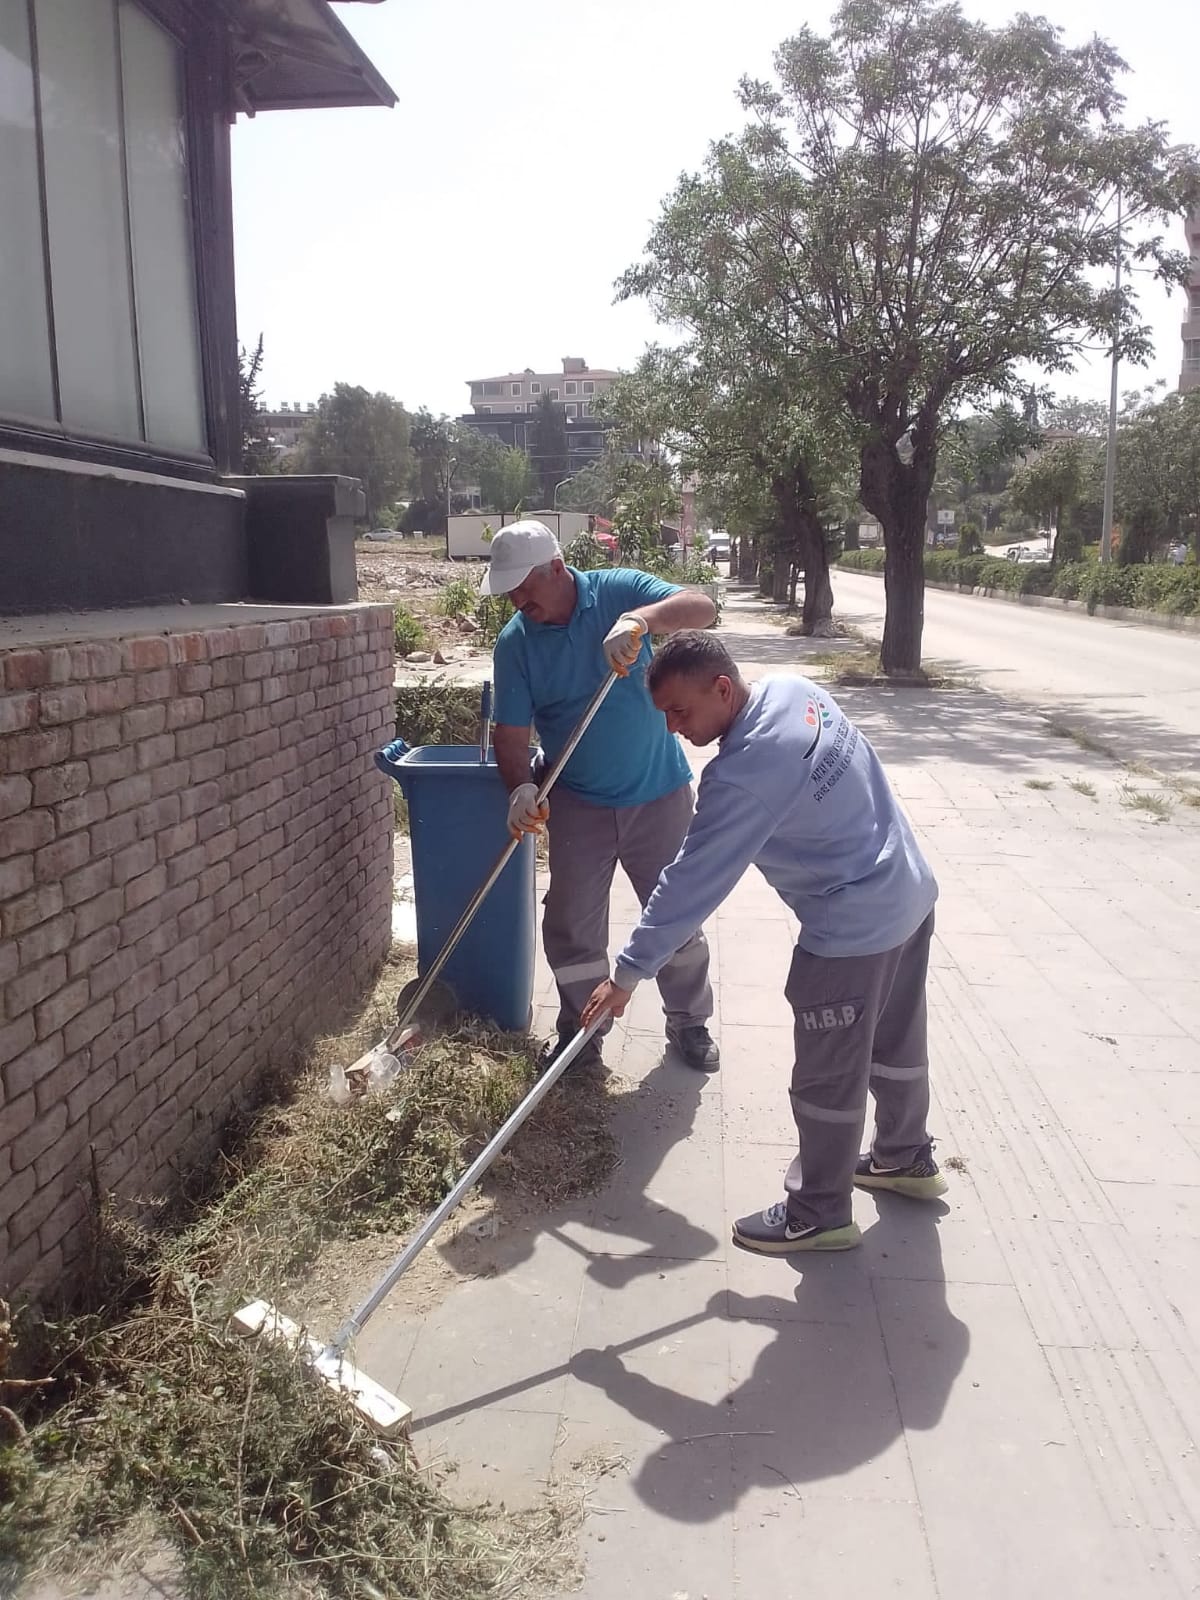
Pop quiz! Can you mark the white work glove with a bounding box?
[507,783,549,840]
[602,612,647,677]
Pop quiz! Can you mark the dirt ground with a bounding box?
[356,537,492,668]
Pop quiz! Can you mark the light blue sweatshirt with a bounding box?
[613,675,937,988]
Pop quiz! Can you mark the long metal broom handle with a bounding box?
[327,1010,608,1355]
[392,669,618,1036]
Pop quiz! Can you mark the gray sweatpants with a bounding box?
[783,911,935,1230]
[543,782,713,1047]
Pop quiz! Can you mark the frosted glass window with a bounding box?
[119,1,203,451]
[35,0,141,439]
[0,1,55,420]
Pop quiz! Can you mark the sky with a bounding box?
[231,0,1200,420]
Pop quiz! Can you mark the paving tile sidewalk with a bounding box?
[369,594,1200,1600]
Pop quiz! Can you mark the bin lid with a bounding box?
[393,745,499,772]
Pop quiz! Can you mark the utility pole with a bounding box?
[445,457,456,560]
[1100,190,1122,565]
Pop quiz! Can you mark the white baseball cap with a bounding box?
[479,519,562,596]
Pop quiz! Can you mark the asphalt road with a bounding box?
[832,567,1200,778]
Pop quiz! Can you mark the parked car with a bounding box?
[362,528,399,541]
[1005,545,1050,563]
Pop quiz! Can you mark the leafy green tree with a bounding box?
[554,456,622,515]
[956,522,983,557]
[603,348,852,630]
[409,409,456,514]
[531,393,570,506]
[1010,442,1091,564]
[610,455,682,572]
[476,442,539,515]
[623,0,1198,672]
[296,383,411,522]
[1115,389,1200,563]
[1043,396,1109,438]
[238,334,277,475]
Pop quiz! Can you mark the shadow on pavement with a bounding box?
[570,1202,968,1524]
[438,1048,720,1286]
[835,680,1200,785]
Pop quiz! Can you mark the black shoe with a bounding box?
[666,1023,720,1072]
[536,1033,602,1077]
[853,1141,948,1200]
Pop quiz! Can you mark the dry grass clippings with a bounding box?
[1,959,616,1600]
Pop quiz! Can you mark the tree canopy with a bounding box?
[621,0,1198,670]
[531,394,570,507]
[295,384,411,522]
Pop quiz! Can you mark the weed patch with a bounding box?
[0,961,613,1600]
[1119,786,1174,820]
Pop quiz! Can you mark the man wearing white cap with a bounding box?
[482,519,720,1073]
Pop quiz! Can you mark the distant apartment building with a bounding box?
[1181,208,1200,394]
[460,357,620,473]
[261,401,317,454]
[468,357,618,420]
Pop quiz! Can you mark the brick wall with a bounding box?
[0,606,395,1296]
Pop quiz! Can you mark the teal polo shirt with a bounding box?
[492,567,693,808]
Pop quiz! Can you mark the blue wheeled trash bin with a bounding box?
[375,733,537,1034]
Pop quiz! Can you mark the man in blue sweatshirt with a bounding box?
[582,630,947,1255]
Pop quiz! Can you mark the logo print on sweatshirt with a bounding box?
[803,697,831,759]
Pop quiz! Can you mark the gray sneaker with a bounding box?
[666,1023,720,1072]
[853,1142,948,1200]
[732,1201,862,1255]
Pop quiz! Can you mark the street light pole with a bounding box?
[1100,190,1122,565]
[445,457,456,560]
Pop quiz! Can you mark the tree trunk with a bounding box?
[739,538,757,581]
[859,437,934,676]
[771,548,790,604]
[803,551,836,636]
[769,467,834,635]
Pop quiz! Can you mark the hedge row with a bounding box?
[837,547,1200,616]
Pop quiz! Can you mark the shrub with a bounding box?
[1053,563,1086,600]
[837,548,885,572]
[475,594,514,646]
[437,576,477,619]
[839,544,1200,616]
[564,532,612,571]
[394,679,483,746]
[393,605,427,657]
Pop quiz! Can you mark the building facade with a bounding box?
[466,358,617,422]
[1181,208,1200,394]
[460,357,619,480]
[261,402,318,455]
[1,0,394,613]
[0,0,398,1300]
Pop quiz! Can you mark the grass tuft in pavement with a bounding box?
[1119,786,1174,820]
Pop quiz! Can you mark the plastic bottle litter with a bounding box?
[366,1050,402,1095]
[327,1063,351,1105]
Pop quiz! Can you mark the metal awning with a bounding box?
[230,0,396,114]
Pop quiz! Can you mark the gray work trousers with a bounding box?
[783,911,935,1230]
[543,782,713,1047]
